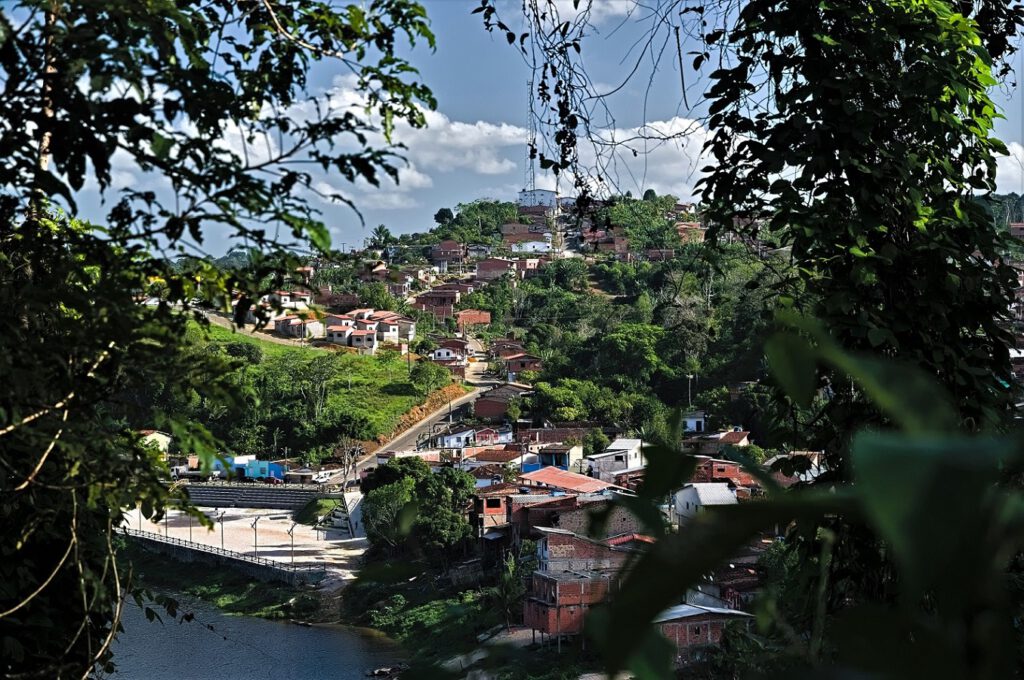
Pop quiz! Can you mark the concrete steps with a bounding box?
[184,485,318,510]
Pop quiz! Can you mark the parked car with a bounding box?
[264,476,284,485]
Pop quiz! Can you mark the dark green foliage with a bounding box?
[0,2,437,674]
[361,458,475,562]
[409,359,451,396]
[700,0,1019,444]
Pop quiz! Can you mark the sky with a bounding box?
[76,1,1024,254]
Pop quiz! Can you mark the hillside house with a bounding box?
[674,483,738,526]
[518,188,559,208]
[676,222,707,244]
[455,309,491,330]
[683,411,707,433]
[274,315,323,338]
[518,467,618,494]
[500,222,532,236]
[586,440,643,481]
[683,430,752,456]
[348,329,379,355]
[526,443,584,473]
[430,240,465,269]
[466,244,493,259]
[516,258,542,278]
[326,325,353,345]
[474,384,532,421]
[655,605,753,666]
[523,570,616,641]
[475,257,518,281]
[490,338,526,358]
[504,353,543,380]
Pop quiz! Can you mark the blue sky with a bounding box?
[77,1,1024,254]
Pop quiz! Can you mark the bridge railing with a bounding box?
[122,528,327,574]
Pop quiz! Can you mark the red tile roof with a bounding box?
[472,449,524,464]
[604,533,656,547]
[720,431,750,444]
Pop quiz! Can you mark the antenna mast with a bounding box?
[525,77,537,193]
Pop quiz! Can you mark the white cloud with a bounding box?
[531,116,712,201]
[997,142,1024,195]
[551,0,636,22]
[292,77,528,210]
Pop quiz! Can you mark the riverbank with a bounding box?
[340,559,601,679]
[126,543,324,621]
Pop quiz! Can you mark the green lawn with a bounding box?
[294,498,341,526]
[197,320,426,441]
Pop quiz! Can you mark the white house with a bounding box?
[674,483,737,525]
[518,188,558,208]
[326,325,353,345]
[349,329,379,354]
[432,347,465,361]
[682,411,707,433]
[274,316,323,338]
[437,426,478,449]
[586,437,644,481]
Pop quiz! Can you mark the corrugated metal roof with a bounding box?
[686,483,738,506]
[654,604,752,623]
[519,467,615,493]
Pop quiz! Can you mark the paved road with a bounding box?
[376,386,488,453]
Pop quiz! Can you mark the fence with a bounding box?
[124,528,327,585]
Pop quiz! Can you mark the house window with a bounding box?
[614,455,624,462]
[696,421,703,432]
[716,467,726,473]
[485,498,501,509]
[692,626,702,636]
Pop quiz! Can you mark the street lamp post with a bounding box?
[188,512,193,542]
[251,516,261,557]
[164,509,168,538]
[287,523,297,565]
[218,511,226,550]
[686,374,694,407]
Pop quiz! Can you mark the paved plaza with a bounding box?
[122,505,368,583]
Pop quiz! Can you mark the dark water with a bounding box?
[109,595,405,680]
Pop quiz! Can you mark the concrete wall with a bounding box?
[128,534,323,587]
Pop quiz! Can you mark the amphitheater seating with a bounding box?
[184,484,319,510]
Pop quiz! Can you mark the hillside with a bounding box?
[186,320,435,459]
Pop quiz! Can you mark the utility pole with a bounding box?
[686,374,694,408]
[287,523,297,565]
[218,511,226,550]
[188,512,193,542]
[251,516,261,557]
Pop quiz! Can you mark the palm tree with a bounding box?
[370,223,393,248]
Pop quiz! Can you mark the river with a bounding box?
[108,594,406,680]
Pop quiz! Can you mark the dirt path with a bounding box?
[203,311,323,349]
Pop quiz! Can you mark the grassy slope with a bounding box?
[202,323,424,440]
[294,498,341,526]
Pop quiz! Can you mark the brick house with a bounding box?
[490,338,526,358]
[475,257,517,281]
[516,258,541,278]
[455,308,491,329]
[523,570,617,640]
[415,289,460,309]
[474,384,532,421]
[430,239,465,268]
[655,605,752,666]
[501,222,532,236]
[676,222,707,244]
[691,457,760,487]
[524,497,645,539]
[682,430,752,456]
[504,353,543,378]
